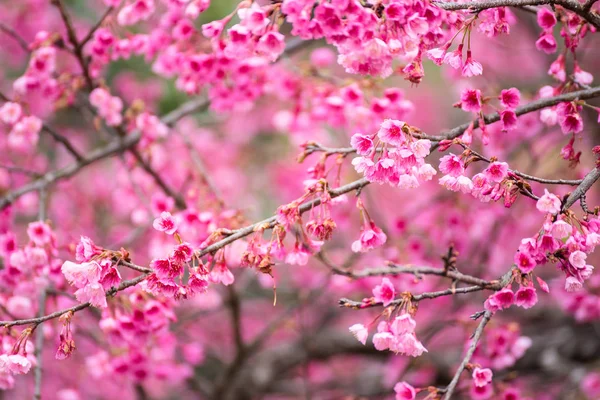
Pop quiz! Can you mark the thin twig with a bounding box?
[338,267,514,309]
[561,167,600,211]
[52,0,94,88]
[33,290,47,400]
[79,6,115,47]
[0,22,29,52]
[442,311,493,399]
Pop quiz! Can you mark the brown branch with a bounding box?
[41,125,85,161]
[441,310,493,399]
[339,264,497,287]
[52,0,94,88]
[338,267,514,309]
[33,289,47,400]
[583,0,599,12]
[79,6,114,47]
[561,167,600,211]
[195,178,370,258]
[457,143,583,186]
[0,22,29,52]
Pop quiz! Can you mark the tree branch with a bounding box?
[79,6,114,48]
[441,310,493,399]
[338,267,514,308]
[0,22,29,52]
[561,167,600,211]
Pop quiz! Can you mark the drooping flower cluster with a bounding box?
[89,88,124,127]
[351,119,436,188]
[350,313,427,357]
[61,236,126,308]
[145,214,209,298]
[514,214,599,292]
[0,101,42,152]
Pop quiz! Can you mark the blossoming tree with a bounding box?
[0,0,599,398]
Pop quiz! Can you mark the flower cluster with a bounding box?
[350,313,427,357]
[0,102,42,153]
[473,323,532,370]
[89,88,124,126]
[351,119,436,188]
[145,213,209,298]
[514,214,599,291]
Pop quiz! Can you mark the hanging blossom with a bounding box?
[351,199,387,253]
[89,88,124,126]
[0,101,42,153]
[351,119,436,189]
[351,313,427,357]
[513,214,599,293]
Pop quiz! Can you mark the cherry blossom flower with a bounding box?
[351,222,387,253]
[153,211,178,235]
[0,102,22,125]
[349,324,369,345]
[515,286,538,309]
[439,154,465,177]
[569,250,587,269]
[484,162,509,182]
[565,276,583,292]
[27,221,53,246]
[461,89,483,113]
[378,119,407,146]
[373,278,396,306]
[462,51,483,77]
[350,133,374,155]
[394,381,416,400]
[499,88,521,109]
[536,34,557,54]
[536,189,561,214]
[537,8,557,30]
[484,288,515,312]
[472,367,493,387]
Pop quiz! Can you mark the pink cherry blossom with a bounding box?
[373,278,395,306]
[484,162,509,182]
[0,102,22,125]
[462,51,483,77]
[537,8,557,30]
[350,133,374,155]
[485,288,515,312]
[394,382,416,400]
[377,119,407,146]
[349,324,369,345]
[153,211,178,235]
[351,222,387,253]
[472,367,493,387]
[499,88,521,109]
[27,221,53,246]
[439,154,465,177]
[461,89,483,113]
[536,189,561,214]
[515,286,538,309]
